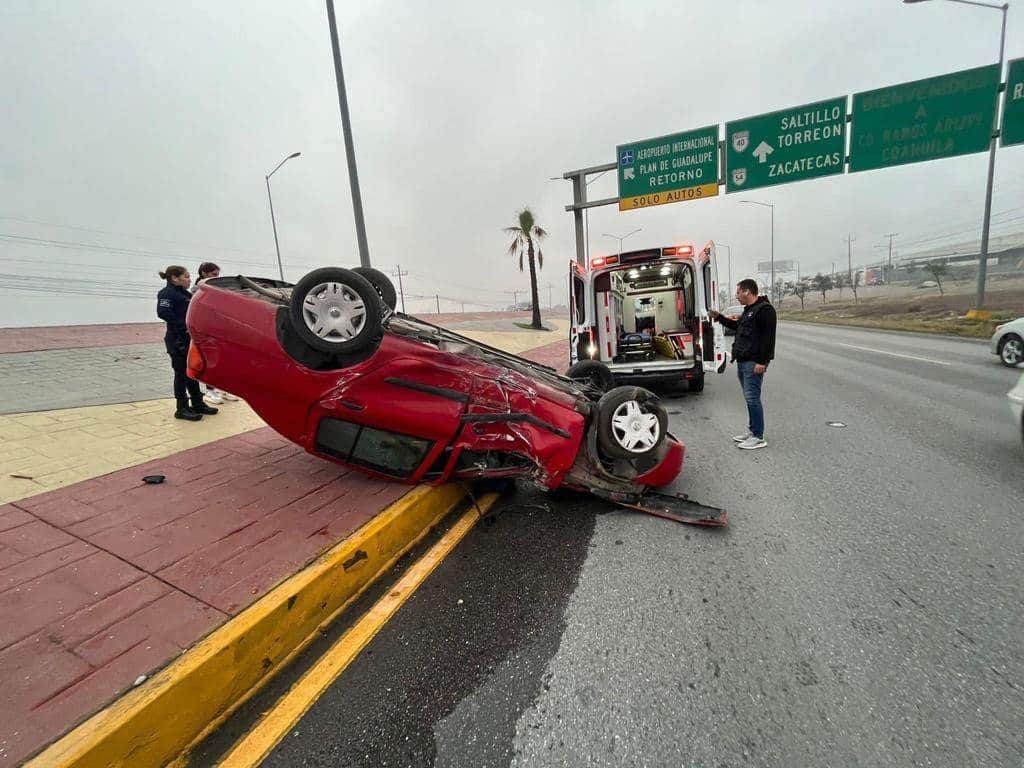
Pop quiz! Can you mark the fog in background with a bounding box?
[2,0,1022,326]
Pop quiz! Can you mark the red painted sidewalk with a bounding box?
[0,331,570,765]
[0,429,406,765]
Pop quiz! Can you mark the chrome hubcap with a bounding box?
[301,282,366,343]
[1003,339,1023,365]
[610,400,660,452]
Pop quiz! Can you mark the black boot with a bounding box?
[191,400,219,416]
[175,400,202,421]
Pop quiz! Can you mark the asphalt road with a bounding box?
[202,322,1023,768]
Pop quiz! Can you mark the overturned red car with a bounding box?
[186,267,725,524]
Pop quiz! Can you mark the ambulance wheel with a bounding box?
[596,387,668,460]
[566,360,615,393]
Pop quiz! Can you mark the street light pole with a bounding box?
[326,0,371,268]
[265,152,301,281]
[904,0,1009,308]
[717,243,733,291]
[601,228,642,258]
[740,200,775,299]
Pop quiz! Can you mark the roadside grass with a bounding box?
[777,286,1024,339]
[514,322,554,331]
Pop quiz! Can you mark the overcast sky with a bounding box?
[2,0,1022,326]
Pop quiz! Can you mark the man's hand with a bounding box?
[754,363,767,375]
[709,309,721,321]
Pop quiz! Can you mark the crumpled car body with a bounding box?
[186,276,683,502]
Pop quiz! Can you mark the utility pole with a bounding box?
[547,282,553,309]
[435,295,441,314]
[717,243,733,291]
[391,265,408,314]
[325,0,370,267]
[883,233,897,283]
[513,290,518,308]
[844,234,856,282]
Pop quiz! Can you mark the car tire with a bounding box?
[688,369,705,393]
[595,386,668,460]
[566,360,615,393]
[352,266,398,312]
[998,334,1023,367]
[288,267,384,354]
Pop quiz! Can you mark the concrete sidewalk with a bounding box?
[0,317,570,765]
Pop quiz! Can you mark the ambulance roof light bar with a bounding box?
[589,255,619,269]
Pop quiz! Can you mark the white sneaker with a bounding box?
[732,432,752,443]
[205,389,224,405]
[737,436,767,450]
[221,391,239,401]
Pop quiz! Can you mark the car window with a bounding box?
[572,275,586,324]
[455,449,533,474]
[315,417,433,479]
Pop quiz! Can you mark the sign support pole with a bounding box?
[977,2,1009,309]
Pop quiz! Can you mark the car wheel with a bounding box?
[596,386,668,460]
[688,369,705,393]
[566,360,615,393]
[352,266,398,312]
[288,268,383,354]
[999,334,1023,367]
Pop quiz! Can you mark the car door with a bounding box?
[699,245,727,373]
[309,357,471,481]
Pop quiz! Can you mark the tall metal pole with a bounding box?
[904,0,1009,308]
[884,233,898,282]
[740,200,774,298]
[265,176,284,281]
[392,265,408,313]
[326,0,370,268]
[976,3,1008,309]
[770,204,775,301]
[571,175,586,266]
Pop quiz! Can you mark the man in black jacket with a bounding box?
[711,279,776,450]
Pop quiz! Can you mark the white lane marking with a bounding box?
[837,343,951,366]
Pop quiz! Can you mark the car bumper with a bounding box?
[991,332,1002,355]
[1009,390,1024,426]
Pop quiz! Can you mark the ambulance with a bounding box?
[567,242,727,392]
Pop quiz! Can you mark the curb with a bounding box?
[25,483,472,768]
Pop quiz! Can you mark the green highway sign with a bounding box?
[725,96,847,193]
[617,126,719,211]
[1002,58,1024,147]
[850,64,1000,172]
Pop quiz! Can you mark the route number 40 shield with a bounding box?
[732,130,749,153]
[731,168,747,186]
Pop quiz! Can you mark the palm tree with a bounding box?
[504,207,546,329]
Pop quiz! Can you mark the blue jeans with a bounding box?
[736,361,765,439]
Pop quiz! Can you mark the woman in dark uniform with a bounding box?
[156,266,218,421]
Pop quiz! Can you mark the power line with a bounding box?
[0,215,276,260]
[0,232,282,270]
